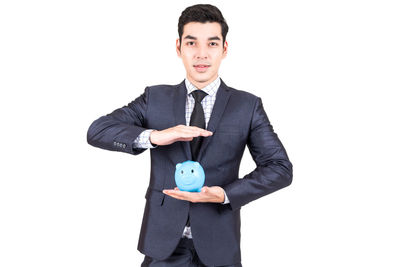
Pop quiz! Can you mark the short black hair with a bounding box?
[178,4,229,50]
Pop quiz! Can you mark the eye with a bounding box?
[210,42,218,46]
[181,170,184,174]
[187,41,195,46]
[191,169,194,173]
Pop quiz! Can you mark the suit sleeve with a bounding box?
[222,97,293,211]
[86,87,151,155]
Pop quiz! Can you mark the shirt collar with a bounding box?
[185,76,221,97]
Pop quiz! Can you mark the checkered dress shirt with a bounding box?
[132,76,230,238]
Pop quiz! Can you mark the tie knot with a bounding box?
[191,90,208,103]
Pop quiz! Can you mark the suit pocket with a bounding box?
[145,187,165,206]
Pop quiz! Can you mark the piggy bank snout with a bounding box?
[180,171,199,181]
[181,175,197,185]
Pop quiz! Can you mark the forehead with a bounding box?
[182,22,222,39]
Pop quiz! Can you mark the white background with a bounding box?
[1,0,399,266]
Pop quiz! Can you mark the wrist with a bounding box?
[219,187,225,203]
[149,130,158,146]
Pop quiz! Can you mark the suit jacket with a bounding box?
[86,78,293,266]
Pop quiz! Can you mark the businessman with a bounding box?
[87,4,293,267]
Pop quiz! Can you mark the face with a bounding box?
[176,22,228,89]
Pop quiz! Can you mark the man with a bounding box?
[87,4,293,267]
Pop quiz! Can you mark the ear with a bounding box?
[222,40,228,59]
[176,38,181,57]
[176,163,182,169]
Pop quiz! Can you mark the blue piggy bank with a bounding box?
[175,160,205,192]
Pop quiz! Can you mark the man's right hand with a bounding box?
[149,125,213,146]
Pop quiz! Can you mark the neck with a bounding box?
[186,74,218,89]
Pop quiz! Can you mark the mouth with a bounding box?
[193,64,210,73]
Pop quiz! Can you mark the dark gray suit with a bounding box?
[87,79,293,266]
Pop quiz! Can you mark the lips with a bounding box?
[193,64,210,72]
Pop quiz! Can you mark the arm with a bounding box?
[87,87,212,154]
[87,87,152,155]
[222,97,293,211]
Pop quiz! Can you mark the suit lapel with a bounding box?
[197,79,232,161]
[173,80,192,160]
[173,78,232,162]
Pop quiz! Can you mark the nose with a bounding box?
[196,44,208,59]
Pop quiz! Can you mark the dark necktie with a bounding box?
[186,89,208,228]
[189,89,208,161]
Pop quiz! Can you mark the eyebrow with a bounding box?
[183,35,221,41]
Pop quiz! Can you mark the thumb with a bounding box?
[201,186,208,193]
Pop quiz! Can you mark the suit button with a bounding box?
[122,144,126,148]
[113,141,117,146]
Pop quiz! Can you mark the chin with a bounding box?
[192,74,214,83]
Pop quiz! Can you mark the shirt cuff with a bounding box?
[132,129,158,149]
[222,189,230,204]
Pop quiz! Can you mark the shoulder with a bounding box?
[144,82,182,96]
[147,83,177,90]
[228,86,258,99]
[223,82,260,106]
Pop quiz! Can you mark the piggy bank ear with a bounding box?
[194,162,200,167]
[176,163,182,169]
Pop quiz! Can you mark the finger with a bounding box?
[166,190,189,198]
[198,129,213,136]
[169,195,186,201]
[176,130,198,138]
[163,190,186,199]
[180,128,204,137]
[177,137,194,141]
[169,193,193,202]
[182,129,213,137]
[197,129,213,137]
[185,126,212,134]
[178,126,201,134]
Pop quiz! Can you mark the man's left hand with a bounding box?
[163,186,225,203]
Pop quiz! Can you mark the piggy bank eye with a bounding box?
[191,169,194,173]
[181,170,183,174]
